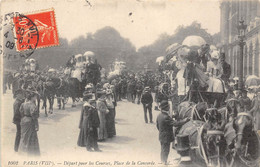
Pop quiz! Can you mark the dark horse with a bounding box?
[177,101,208,121]
[178,103,226,166]
[66,77,83,107]
[43,77,66,116]
[222,98,260,167]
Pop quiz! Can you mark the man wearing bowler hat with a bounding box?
[156,100,174,164]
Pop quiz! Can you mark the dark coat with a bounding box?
[77,103,100,147]
[141,92,153,105]
[13,93,25,125]
[79,104,100,130]
[156,112,174,143]
[136,83,143,94]
[157,92,168,103]
[220,61,231,82]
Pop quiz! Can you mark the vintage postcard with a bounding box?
[1,0,260,167]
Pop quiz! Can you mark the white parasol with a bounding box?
[182,35,206,48]
[83,51,96,62]
[156,56,165,65]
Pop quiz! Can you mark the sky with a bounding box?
[0,0,221,49]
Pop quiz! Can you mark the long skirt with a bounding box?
[19,117,40,156]
[106,108,116,137]
[97,111,107,140]
[77,127,98,149]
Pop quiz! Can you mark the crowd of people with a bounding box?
[3,37,260,166]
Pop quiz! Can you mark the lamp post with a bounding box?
[237,20,247,90]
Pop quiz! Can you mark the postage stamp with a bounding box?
[13,9,59,51]
[2,0,260,167]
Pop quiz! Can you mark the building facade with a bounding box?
[220,0,260,78]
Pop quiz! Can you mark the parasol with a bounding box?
[84,51,96,60]
[156,56,165,65]
[245,75,260,87]
[166,43,182,56]
[182,36,206,48]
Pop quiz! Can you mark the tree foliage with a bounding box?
[137,21,215,69]
[8,22,219,72]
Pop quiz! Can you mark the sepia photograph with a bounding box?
[1,0,260,166]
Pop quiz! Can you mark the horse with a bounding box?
[223,107,260,166]
[217,98,260,167]
[177,115,227,166]
[42,77,66,116]
[177,101,208,122]
[66,77,83,107]
[230,112,260,167]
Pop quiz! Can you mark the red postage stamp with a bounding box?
[13,9,59,51]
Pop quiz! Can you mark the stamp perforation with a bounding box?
[12,8,60,52]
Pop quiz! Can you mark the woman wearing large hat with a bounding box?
[18,87,40,156]
[77,98,101,152]
[96,90,108,141]
[105,89,116,138]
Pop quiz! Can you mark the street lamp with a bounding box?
[237,19,247,90]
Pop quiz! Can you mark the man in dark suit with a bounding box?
[141,87,153,123]
[218,53,231,83]
[13,89,25,152]
[156,100,174,164]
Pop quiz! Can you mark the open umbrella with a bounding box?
[182,35,206,48]
[245,75,260,87]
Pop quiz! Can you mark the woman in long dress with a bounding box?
[96,91,108,141]
[105,89,116,138]
[77,98,101,151]
[19,90,40,156]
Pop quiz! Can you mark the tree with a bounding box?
[137,21,215,69]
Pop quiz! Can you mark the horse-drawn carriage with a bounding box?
[62,51,102,107]
[159,35,260,167]
[174,89,260,167]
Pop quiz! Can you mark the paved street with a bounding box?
[1,90,179,167]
